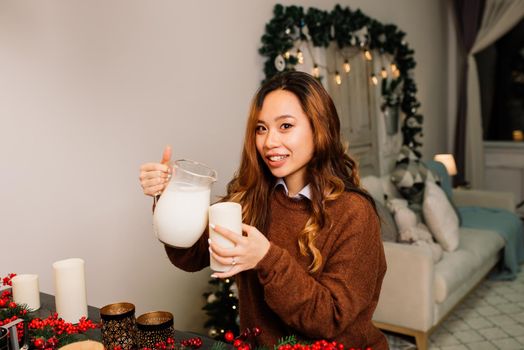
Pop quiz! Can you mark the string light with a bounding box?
[371,74,378,85]
[394,68,400,78]
[297,49,304,64]
[391,63,398,73]
[335,71,342,85]
[312,64,320,78]
[284,51,290,59]
[232,305,237,310]
[364,50,373,61]
[381,67,388,78]
[391,63,401,78]
[343,59,351,73]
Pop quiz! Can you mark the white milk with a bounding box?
[153,183,211,248]
[208,202,242,272]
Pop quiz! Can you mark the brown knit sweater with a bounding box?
[165,188,388,349]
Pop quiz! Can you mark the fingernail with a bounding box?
[211,274,217,278]
[208,239,212,245]
[210,224,216,230]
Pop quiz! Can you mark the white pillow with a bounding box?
[423,181,460,251]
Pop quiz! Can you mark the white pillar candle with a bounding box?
[12,274,40,310]
[53,258,88,323]
[209,202,242,272]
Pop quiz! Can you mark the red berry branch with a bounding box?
[27,314,98,349]
[2,273,17,286]
[121,336,202,350]
[222,328,371,350]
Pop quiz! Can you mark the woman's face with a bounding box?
[255,89,314,194]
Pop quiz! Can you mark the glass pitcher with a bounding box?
[153,159,217,247]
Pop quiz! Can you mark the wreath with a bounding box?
[259,4,423,156]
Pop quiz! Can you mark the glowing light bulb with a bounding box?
[371,74,378,85]
[364,50,373,61]
[381,67,387,78]
[312,64,320,78]
[343,60,351,73]
[394,69,401,78]
[284,51,290,59]
[297,49,304,64]
[335,71,342,85]
[391,63,398,73]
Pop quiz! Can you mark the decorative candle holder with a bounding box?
[0,327,8,350]
[136,311,174,349]
[100,302,136,350]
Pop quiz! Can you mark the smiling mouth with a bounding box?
[267,155,289,161]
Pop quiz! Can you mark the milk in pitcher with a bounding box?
[154,183,210,247]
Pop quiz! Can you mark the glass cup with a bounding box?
[209,202,242,272]
[136,311,174,349]
[100,302,136,350]
[154,159,217,248]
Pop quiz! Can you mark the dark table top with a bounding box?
[37,293,220,349]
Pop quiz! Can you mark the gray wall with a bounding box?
[0,0,448,333]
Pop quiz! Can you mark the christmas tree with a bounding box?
[202,278,239,340]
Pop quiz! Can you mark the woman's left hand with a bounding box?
[209,223,270,278]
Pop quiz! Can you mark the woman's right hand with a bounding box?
[139,145,172,197]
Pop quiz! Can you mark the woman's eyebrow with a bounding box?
[276,114,296,121]
[258,115,295,123]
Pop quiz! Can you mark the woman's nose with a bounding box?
[264,129,280,148]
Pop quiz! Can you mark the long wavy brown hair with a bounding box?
[223,71,376,273]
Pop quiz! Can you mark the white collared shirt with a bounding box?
[275,178,311,200]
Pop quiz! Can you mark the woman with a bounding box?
[139,71,388,349]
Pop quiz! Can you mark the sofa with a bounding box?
[362,170,517,350]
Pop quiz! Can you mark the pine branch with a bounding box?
[274,335,297,350]
[210,341,228,350]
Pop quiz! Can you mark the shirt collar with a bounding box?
[275,178,312,200]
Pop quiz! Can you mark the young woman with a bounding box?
[139,71,388,349]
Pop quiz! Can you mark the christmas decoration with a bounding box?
[180,336,203,349]
[27,314,98,349]
[259,4,424,156]
[0,274,99,349]
[219,327,367,350]
[202,278,239,339]
[128,336,203,350]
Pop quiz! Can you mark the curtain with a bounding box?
[454,0,524,188]
[453,0,485,187]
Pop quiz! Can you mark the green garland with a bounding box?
[259,4,423,156]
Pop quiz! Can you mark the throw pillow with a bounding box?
[423,181,460,252]
[375,201,399,242]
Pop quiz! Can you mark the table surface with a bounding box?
[37,293,220,349]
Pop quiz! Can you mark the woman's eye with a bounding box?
[255,125,266,133]
[281,123,293,130]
